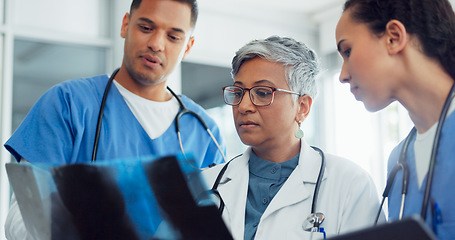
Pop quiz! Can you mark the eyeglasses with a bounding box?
[222,85,301,106]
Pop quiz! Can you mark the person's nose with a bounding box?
[148,31,165,52]
[339,62,351,84]
[237,91,255,113]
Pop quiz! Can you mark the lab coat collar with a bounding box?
[219,140,326,187]
[216,150,250,239]
[260,140,326,219]
[216,141,326,239]
[298,140,327,184]
[218,150,250,184]
[221,140,324,182]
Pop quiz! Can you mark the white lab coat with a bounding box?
[203,140,383,240]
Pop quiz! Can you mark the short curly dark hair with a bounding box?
[130,0,198,27]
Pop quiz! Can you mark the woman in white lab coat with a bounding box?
[203,36,383,240]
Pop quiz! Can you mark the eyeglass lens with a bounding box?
[223,86,274,106]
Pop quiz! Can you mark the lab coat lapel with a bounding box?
[218,150,251,240]
[261,140,325,220]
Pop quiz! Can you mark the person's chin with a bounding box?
[238,134,259,147]
[363,100,392,112]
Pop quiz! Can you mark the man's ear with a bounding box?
[120,13,130,39]
[385,19,408,55]
[295,95,313,122]
[182,36,195,60]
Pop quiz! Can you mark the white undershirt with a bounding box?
[113,80,179,139]
[414,101,455,189]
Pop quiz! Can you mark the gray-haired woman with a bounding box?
[203,36,383,240]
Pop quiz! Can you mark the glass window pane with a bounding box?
[0,0,3,24]
[12,39,107,131]
[0,34,3,76]
[181,62,246,158]
[182,62,232,109]
[13,0,109,38]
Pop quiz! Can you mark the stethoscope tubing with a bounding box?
[311,146,326,214]
[421,82,455,219]
[374,128,415,224]
[92,68,120,162]
[92,68,227,163]
[211,146,325,222]
[167,87,227,163]
[375,82,455,224]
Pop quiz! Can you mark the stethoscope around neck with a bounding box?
[374,82,455,224]
[91,68,227,163]
[210,145,327,232]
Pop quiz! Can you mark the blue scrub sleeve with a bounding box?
[5,84,77,164]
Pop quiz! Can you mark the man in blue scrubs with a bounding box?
[4,0,226,239]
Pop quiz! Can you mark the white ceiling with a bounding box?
[221,0,455,13]
[201,0,455,18]
[199,0,346,15]
[240,0,344,13]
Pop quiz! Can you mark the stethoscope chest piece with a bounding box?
[303,212,325,232]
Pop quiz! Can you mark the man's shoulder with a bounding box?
[56,74,109,91]
[44,74,109,102]
[178,94,204,110]
[177,94,215,121]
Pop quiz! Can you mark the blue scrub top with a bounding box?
[5,74,225,167]
[4,74,226,239]
[387,112,455,240]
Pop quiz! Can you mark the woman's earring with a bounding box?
[295,121,304,139]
